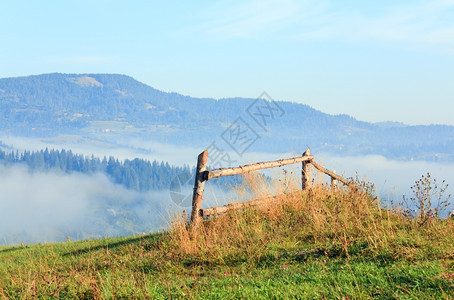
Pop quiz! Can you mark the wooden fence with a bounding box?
[190,149,351,228]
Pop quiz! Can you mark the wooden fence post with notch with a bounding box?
[301,148,312,190]
[190,150,208,229]
[331,170,337,190]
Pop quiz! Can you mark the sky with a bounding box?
[1,0,453,125]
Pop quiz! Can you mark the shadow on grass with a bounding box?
[0,233,165,255]
[251,241,403,269]
[62,232,164,257]
[0,245,30,254]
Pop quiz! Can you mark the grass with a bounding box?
[1,173,453,299]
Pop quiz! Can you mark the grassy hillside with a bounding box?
[1,175,453,299]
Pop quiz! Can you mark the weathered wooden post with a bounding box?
[190,150,208,229]
[301,148,311,190]
[331,170,337,190]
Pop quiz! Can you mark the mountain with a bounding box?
[1,73,453,161]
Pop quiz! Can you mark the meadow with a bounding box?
[0,173,453,299]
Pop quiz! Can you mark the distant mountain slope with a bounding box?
[1,73,453,161]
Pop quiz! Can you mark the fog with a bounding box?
[0,135,296,166]
[0,165,178,246]
[0,164,233,246]
[1,136,453,246]
[0,135,200,166]
[316,153,454,206]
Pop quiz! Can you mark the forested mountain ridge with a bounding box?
[1,73,453,161]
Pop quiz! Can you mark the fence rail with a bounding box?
[190,148,351,228]
[205,155,314,180]
[201,194,283,217]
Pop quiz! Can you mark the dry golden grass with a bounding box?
[167,171,454,264]
[1,170,452,299]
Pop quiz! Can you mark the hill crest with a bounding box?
[1,73,453,162]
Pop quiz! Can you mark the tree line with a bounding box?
[0,148,244,192]
[0,148,193,191]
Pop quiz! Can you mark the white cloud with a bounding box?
[189,0,327,38]
[296,0,454,53]
[204,0,303,37]
[193,0,454,53]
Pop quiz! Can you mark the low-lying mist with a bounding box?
[1,136,453,246]
[0,165,176,246]
[0,164,233,246]
[316,153,454,215]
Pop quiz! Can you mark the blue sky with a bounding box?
[1,0,453,125]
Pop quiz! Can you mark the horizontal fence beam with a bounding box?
[310,160,350,186]
[202,194,284,217]
[206,155,314,180]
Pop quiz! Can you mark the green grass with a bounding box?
[1,181,453,299]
